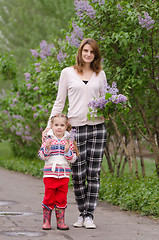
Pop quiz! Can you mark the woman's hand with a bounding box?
[42,128,50,142]
[65,140,70,153]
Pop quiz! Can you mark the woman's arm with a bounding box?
[47,70,68,128]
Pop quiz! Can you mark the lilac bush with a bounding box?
[0,0,158,162]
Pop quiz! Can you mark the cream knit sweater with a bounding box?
[47,67,107,128]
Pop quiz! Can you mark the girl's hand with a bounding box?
[65,140,70,153]
[45,139,52,150]
[42,128,50,142]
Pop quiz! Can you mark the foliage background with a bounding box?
[0,0,159,217]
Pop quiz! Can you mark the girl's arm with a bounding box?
[38,138,52,161]
[64,141,77,163]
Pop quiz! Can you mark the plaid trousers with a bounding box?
[71,123,107,218]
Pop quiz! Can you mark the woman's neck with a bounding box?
[82,63,91,72]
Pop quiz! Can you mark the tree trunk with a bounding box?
[133,96,159,177]
[104,144,114,173]
[109,115,133,175]
[136,130,145,177]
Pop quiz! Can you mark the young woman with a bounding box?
[43,38,107,229]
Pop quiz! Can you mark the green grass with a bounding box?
[0,141,43,178]
[102,155,156,176]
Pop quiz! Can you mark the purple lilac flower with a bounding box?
[57,50,67,64]
[33,86,39,91]
[12,98,18,104]
[88,82,127,111]
[117,94,127,103]
[10,103,15,107]
[40,40,47,50]
[35,67,41,73]
[3,110,8,114]
[69,128,77,141]
[117,3,123,11]
[31,106,36,111]
[25,136,33,141]
[46,44,55,56]
[74,0,96,20]
[138,12,155,30]
[24,72,31,81]
[16,131,23,136]
[105,82,119,95]
[30,49,39,58]
[10,125,16,132]
[25,125,29,129]
[138,47,142,54]
[66,22,84,48]
[12,114,24,120]
[92,0,105,5]
[1,89,6,96]
[38,104,43,109]
[88,96,108,110]
[26,83,31,89]
[39,41,55,59]
[39,51,46,60]
[33,113,39,119]
[24,131,30,135]
[55,80,59,87]
[40,127,43,132]
[35,63,41,73]
[110,94,127,104]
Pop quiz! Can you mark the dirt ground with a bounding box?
[0,167,159,240]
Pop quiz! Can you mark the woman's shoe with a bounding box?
[74,216,84,228]
[83,216,96,229]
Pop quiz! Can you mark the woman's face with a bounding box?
[81,44,95,64]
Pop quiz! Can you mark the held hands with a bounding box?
[42,128,50,142]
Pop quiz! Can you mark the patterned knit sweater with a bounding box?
[38,130,77,178]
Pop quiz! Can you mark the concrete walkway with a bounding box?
[0,167,158,240]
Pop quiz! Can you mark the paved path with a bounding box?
[0,167,159,240]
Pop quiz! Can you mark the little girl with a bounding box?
[38,114,78,230]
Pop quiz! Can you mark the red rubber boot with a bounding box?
[42,208,52,230]
[55,208,69,230]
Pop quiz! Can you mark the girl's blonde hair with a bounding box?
[51,114,79,156]
[74,38,102,75]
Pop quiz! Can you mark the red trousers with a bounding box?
[42,177,69,211]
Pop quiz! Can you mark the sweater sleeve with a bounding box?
[38,138,52,161]
[47,69,68,128]
[99,70,107,96]
[64,142,77,164]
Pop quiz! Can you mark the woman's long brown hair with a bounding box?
[74,38,102,75]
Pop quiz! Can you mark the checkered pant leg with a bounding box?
[71,123,107,217]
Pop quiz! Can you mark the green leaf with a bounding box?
[105,93,112,100]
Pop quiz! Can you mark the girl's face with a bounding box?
[51,117,67,139]
[82,44,95,64]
